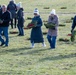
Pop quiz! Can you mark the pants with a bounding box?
[47,35,57,48]
[17,25,24,36]
[11,18,17,29]
[0,27,9,46]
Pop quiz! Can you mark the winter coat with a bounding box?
[0,10,11,27]
[17,8,24,27]
[7,1,17,19]
[30,15,44,43]
[71,16,76,30]
[47,15,59,36]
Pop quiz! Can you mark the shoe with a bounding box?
[31,45,35,48]
[5,44,8,47]
[18,34,24,36]
[50,48,55,49]
[42,43,46,47]
[17,34,21,36]
[20,34,24,36]
[4,45,8,47]
[0,42,5,46]
[31,42,35,48]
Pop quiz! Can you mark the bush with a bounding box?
[59,38,69,42]
[60,7,67,9]
[59,24,66,27]
[43,7,50,9]
[27,17,32,20]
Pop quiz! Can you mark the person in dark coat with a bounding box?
[0,5,11,47]
[71,16,76,32]
[30,8,46,48]
[16,2,25,36]
[0,5,1,10]
[7,0,17,29]
[0,5,4,36]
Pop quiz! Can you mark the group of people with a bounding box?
[0,0,76,49]
[30,8,59,49]
[0,0,25,47]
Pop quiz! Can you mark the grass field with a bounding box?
[0,0,76,75]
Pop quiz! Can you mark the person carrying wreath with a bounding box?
[47,9,59,49]
[30,8,46,48]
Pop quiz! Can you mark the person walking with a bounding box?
[7,0,17,29]
[47,9,59,49]
[16,2,25,36]
[0,5,11,47]
[30,8,46,48]
[71,15,76,32]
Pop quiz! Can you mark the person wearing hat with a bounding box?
[16,2,25,36]
[30,8,46,48]
[47,9,59,49]
[7,0,17,29]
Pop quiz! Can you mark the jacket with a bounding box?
[7,1,17,18]
[30,16,44,43]
[47,15,59,36]
[0,10,11,27]
[17,8,24,27]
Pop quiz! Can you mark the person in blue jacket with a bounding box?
[71,16,76,32]
[30,8,46,48]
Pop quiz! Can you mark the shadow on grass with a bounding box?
[0,47,31,55]
[17,48,49,56]
[0,47,49,55]
[39,53,76,62]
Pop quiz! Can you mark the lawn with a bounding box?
[0,0,76,75]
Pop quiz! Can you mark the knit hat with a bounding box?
[34,8,39,15]
[16,2,22,8]
[10,0,15,1]
[50,9,56,15]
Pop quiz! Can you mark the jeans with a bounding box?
[0,27,9,46]
[47,35,57,48]
[17,25,24,35]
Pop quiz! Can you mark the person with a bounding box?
[0,5,4,36]
[47,9,59,49]
[0,5,1,10]
[71,16,76,32]
[30,8,46,48]
[0,5,2,14]
[16,2,25,36]
[0,5,11,47]
[7,0,17,29]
